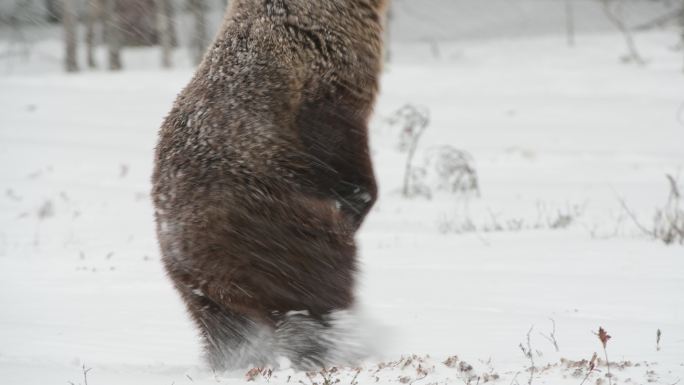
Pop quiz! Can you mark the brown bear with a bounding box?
[151,0,386,371]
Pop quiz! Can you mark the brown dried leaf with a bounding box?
[245,367,261,382]
[597,327,611,348]
[443,355,459,368]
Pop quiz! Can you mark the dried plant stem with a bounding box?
[539,318,559,352]
[579,372,592,385]
[403,124,427,196]
[82,364,92,385]
[616,195,655,237]
[600,0,645,65]
[518,326,535,385]
[602,346,612,385]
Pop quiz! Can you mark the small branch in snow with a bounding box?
[519,326,535,385]
[508,372,521,385]
[657,329,662,351]
[349,368,361,385]
[578,352,598,385]
[599,0,646,65]
[539,318,560,352]
[82,364,92,385]
[615,194,655,238]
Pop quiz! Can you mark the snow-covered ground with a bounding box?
[1,27,684,384]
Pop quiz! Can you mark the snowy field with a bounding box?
[1,25,684,385]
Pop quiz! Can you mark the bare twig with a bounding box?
[409,373,428,385]
[519,326,535,385]
[349,368,361,385]
[509,372,521,385]
[599,0,646,65]
[657,329,662,351]
[633,7,684,31]
[654,174,684,244]
[578,353,598,385]
[539,318,560,352]
[82,364,92,385]
[615,194,655,237]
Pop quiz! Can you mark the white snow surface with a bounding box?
[1,30,684,384]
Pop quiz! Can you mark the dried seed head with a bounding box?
[597,327,611,348]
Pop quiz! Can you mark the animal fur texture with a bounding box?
[151,0,386,371]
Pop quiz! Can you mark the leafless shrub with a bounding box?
[387,105,479,199]
[632,4,684,31]
[37,199,55,220]
[410,146,480,199]
[599,0,646,65]
[68,363,92,385]
[438,202,584,234]
[386,104,430,197]
[303,367,341,385]
[391,105,429,153]
[619,174,684,245]
[433,147,478,194]
[443,355,499,384]
[653,174,684,244]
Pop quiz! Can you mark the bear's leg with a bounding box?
[273,310,369,371]
[182,291,272,371]
[274,312,330,370]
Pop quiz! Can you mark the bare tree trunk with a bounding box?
[600,0,645,65]
[565,0,575,47]
[156,0,173,68]
[189,0,209,65]
[680,1,684,73]
[166,0,179,48]
[384,4,392,63]
[117,0,159,46]
[85,0,102,68]
[104,0,123,70]
[46,0,62,23]
[62,0,79,72]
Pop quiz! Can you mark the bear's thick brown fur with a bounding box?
[152,0,386,370]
